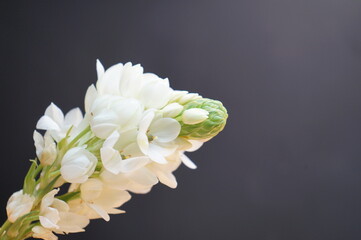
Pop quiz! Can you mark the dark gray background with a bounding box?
[1,1,361,239]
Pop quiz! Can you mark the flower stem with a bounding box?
[0,220,11,238]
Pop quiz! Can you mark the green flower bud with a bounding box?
[178,98,228,140]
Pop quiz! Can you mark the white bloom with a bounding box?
[33,131,57,166]
[182,109,209,125]
[95,61,173,109]
[36,103,83,142]
[6,190,35,223]
[100,131,149,174]
[101,167,159,194]
[39,189,89,234]
[60,147,97,183]
[72,178,131,221]
[84,60,175,139]
[137,111,180,164]
[32,226,57,240]
[89,95,143,139]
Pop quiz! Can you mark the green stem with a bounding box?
[68,125,91,148]
[0,220,11,238]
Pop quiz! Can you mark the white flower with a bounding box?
[182,109,209,125]
[33,131,57,166]
[100,131,149,175]
[32,226,57,240]
[36,103,83,142]
[39,189,89,234]
[72,178,131,221]
[101,167,159,194]
[95,61,173,109]
[60,147,97,183]
[137,111,180,164]
[84,60,175,139]
[6,190,35,223]
[89,95,143,139]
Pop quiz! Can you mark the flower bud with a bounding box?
[61,147,98,183]
[161,103,183,118]
[178,98,228,140]
[182,109,209,125]
[6,190,35,223]
[33,131,57,166]
[169,90,202,104]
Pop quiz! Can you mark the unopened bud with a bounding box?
[182,109,209,124]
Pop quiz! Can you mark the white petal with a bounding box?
[64,108,83,127]
[157,171,177,188]
[36,116,61,131]
[129,168,158,186]
[90,111,120,139]
[187,140,204,152]
[96,59,105,80]
[101,147,123,175]
[147,145,168,164]
[149,143,176,157]
[39,215,59,229]
[33,130,44,159]
[149,118,181,142]
[118,63,144,98]
[139,111,155,133]
[162,103,183,118]
[103,131,120,148]
[60,165,88,184]
[138,75,172,109]
[44,103,64,126]
[112,98,143,127]
[84,84,98,113]
[96,63,123,95]
[80,178,103,201]
[57,212,89,233]
[180,154,197,169]
[91,123,119,140]
[182,108,209,125]
[119,156,150,173]
[52,199,69,212]
[137,133,149,155]
[32,226,57,240]
[95,188,131,210]
[41,189,59,211]
[88,204,110,222]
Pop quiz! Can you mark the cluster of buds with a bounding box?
[0,60,228,240]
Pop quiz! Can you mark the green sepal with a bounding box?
[34,174,61,206]
[23,160,40,195]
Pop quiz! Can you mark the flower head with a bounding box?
[60,147,97,183]
[137,111,180,164]
[6,190,35,223]
[36,103,83,142]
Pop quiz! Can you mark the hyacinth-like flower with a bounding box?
[0,60,228,240]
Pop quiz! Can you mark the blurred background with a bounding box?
[1,1,361,239]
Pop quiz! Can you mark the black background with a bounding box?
[1,1,361,240]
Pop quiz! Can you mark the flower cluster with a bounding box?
[0,60,228,240]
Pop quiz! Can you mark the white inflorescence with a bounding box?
[1,60,228,240]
